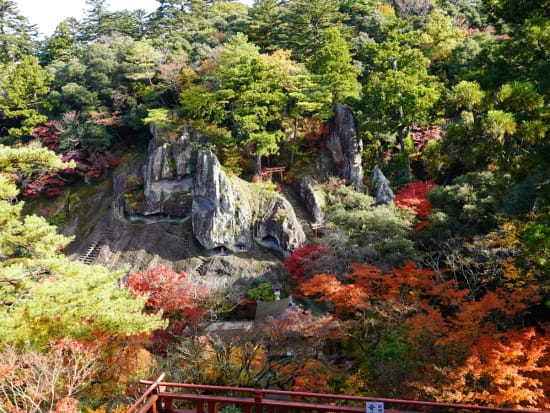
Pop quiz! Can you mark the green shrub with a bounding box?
[247,282,276,301]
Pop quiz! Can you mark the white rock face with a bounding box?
[142,127,198,216]
[192,150,306,253]
[192,150,253,252]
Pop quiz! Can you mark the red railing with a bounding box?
[127,375,550,413]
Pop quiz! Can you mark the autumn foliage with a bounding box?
[394,180,438,219]
[0,339,99,413]
[394,180,438,229]
[282,243,334,286]
[22,123,122,198]
[299,261,549,407]
[126,266,211,348]
[432,328,550,408]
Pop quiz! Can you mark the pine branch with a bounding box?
[0,268,48,283]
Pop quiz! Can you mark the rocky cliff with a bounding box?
[320,103,364,186]
[192,150,306,254]
[64,127,309,286]
[141,126,205,216]
[293,174,326,224]
[192,150,253,252]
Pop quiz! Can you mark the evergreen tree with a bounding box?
[39,21,77,65]
[278,0,347,62]
[78,0,110,42]
[246,0,283,52]
[360,32,442,152]
[0,0,36,63]
[0,145,164,350]
[0,56,52,143]
[309,28,361,105]
[216,33,288,174]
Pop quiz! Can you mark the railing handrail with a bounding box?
[135,378,550,413]
[126,373,165,413]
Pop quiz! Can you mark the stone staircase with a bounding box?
[181,225,193,259]
[280,185,315,240]
[112,194,126,222]
[194,258,208,276]
[79,227,117,265]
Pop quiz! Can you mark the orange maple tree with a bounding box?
[425,328,550,409]
[299,261,550,407]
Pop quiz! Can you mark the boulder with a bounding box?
[372,167,394,205]
[293,174,325,224]
[325,103,364,185]
[254,195,306,252]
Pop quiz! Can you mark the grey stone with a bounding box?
[191,150,306,254]
[192,150,253,252]
[293,174,326,224]
[141,126,200,216]
[372,167,394,205]
[325,103,364,185]
[254,195,306,253]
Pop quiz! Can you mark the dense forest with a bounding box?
[1,0,549,411]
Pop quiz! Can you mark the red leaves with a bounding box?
[282,243,333,285]
[395,180,438,220]
[21,123,124,199]
[394,180,438,229]
[127,265,213,352]
[21,172,66,198]
[434,328,550,409]
[33,121,61,150]
[409,124,442,151]
[126,265,211,328]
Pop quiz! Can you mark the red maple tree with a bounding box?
[282,243,334,287]
[394,180,438,229]
[126,266,211,349]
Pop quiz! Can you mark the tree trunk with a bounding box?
[254,154,262,176]
[289,117,298,171]
[397,124,409,153]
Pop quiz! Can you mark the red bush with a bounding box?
[394,180,438,221]
[282,243,334,285]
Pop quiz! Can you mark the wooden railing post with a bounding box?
[154,383,162,413]
[163,397,173,413]
[254,391,263,413]
[196,400,205,413]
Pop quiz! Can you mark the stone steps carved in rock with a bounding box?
[79,226,118,265]
[181,228,192,259]
[112,195,125,222]
[194,259,208,276]
[280,185,315,240]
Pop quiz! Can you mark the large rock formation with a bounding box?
[254,195,306,252]
[192,150,306,253]
[192,150,253,252]
[293,174,326,224]
[321,103,364,185]
[141,126,203,216]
